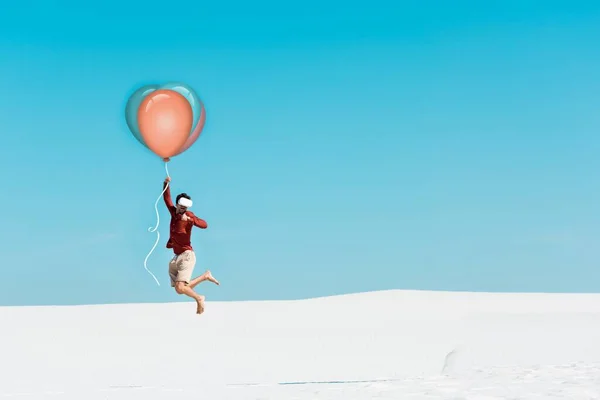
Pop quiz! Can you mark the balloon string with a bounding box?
[143,162,171,286]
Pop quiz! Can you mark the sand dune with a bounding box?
[1,289,600,399]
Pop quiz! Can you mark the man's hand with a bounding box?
[181,213,190,222]
[164,177,171,184]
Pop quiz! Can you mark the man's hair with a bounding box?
[176,192,191,205]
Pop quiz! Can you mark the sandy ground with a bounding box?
[1,290,600,399]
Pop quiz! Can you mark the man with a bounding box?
[163,176,219,314]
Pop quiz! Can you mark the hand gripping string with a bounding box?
[143,162,171,286]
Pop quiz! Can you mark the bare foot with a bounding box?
[196,295,205,314]
[203,270,220,286]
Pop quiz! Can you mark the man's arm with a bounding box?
[163,178,175,211]
[190,213,208,229]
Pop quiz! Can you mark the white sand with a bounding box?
[1,289,600,399]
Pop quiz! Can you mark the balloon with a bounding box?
[125,82,206,160]
[124,84,159,148]
[137,89,193,159]
[172,99,206,156]
[160,82,203,136]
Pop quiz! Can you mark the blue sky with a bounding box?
[0,0,599,306]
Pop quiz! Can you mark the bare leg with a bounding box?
[174,282,206,314]
[196,295,205,314]
[189,270,220,289]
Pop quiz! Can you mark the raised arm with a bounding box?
[163,178,175,211]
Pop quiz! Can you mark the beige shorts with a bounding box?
[168,250,196,286]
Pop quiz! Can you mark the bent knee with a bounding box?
[174,282,187,294]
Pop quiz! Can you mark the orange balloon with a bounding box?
[137,89,193,159]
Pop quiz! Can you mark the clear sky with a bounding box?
[1,0,599,306]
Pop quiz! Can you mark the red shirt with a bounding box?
[163,182,208,255]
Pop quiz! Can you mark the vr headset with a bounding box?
[177,197,193,208]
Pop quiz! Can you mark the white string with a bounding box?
[143,162,171,286]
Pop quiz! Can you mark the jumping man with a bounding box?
[163,176,219,314]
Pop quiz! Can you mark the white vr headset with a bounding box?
[177,197,193,208]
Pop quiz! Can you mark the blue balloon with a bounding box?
[160,82,203,133]
[124,84,159,147]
